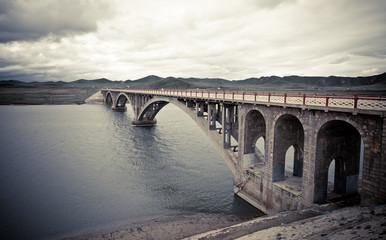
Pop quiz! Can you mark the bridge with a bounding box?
[101,88,386,214]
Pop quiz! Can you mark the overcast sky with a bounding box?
[0,0,385,82]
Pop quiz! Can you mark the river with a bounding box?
[0,104,259,239]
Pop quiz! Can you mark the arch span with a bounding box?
[272,114,304,182]
[135,98,170,125]
[132,96,237,174]
[105,91,113,105]
[114,93,131,111]
[243,110,266,168]
[314,120,362,203]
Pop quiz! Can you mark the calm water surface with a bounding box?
[0,104,258,239]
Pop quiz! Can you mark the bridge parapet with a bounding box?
[102,88,386,114]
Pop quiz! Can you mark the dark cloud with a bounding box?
[0,0,111,43]
[0,69,42,81]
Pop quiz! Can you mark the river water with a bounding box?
[0,104,259,239]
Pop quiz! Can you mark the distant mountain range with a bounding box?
[1,72,385,95]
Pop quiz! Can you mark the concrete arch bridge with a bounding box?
[101,88,386,214]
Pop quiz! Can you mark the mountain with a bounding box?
[241,73,386,87]
[1,72,385,94]
[73,78,113,84]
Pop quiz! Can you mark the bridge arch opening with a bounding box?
[285,146,294,177]
[105,92,113,105]
[255,136,265,157]
[284,145,303,177]
[314,120,362,204]
[327,159,336,194]
[137,100,169,125]
[272,114,304,182]
[116,94,128,108]
[243,110,266,168]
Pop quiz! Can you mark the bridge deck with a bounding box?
[103,88,386,114]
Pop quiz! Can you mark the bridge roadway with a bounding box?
[101,88,386,214]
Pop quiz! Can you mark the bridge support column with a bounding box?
[186,100,194,109]
[208,103,217,130]
[133,95,141,117]
[196,102,204,117]
[222,105,230,148]
[223,104,237,149]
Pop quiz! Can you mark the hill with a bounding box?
[0,73,385,104]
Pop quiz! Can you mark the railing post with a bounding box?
[232,92,234,100]
[268,93,271,103]
[284,93,287,104]
[242,92,245,101]
[223,91,225,100]
[354,95,358,109]
[326,97,329,107]
[303,94,306,105]
[254,93,257,102]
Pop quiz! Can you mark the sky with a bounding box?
[0,0,385,82]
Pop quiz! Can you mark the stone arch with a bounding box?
[313,120,362,203]
[115,93,129,108]
[244,110,266,154]
[111,93,133,111]
[138,100,169,121]
[105,92,113,104]
[243,110,266,168]
[132,97,170,125]
[272,114,304,182]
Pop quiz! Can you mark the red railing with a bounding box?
[102,88,386,111]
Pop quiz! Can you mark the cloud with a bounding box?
[0,0,112,43]
[247,0,297,9]
[0,0,385,81]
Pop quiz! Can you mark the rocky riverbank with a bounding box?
[56,205,386,240]
[54,212,247,240]
[190,205,386,240]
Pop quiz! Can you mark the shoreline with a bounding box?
[52,211,249,240]
[53,205,386,240]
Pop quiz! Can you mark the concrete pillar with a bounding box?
[361,116,385,205]
[134,94,141,118]
[293,146,303,177]
[186,100,194,108]
[222,105,231,149]
[300,110,316,207]
[196,102,204,117]
[217,104,223,125]
[334,173,358,194]
[229,105,236,143]
[208,103,216,130]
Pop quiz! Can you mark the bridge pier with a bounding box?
[132,119,157,126]
[112,105,127,111]
[208,103,217,130]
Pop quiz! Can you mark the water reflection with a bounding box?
[0,104,260,239]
